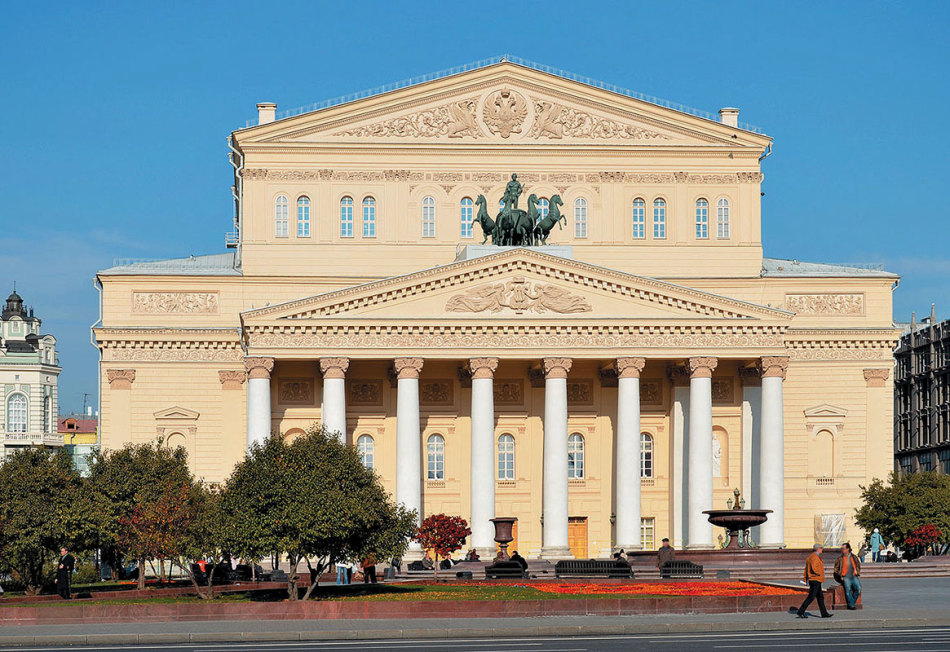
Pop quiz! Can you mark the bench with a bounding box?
[659,560,704,579]
[554,559,634,579]
[485,560,528,579]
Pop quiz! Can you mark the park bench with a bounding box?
[554,559,634,579]
[659,560,704,579]
[485,560,528,579]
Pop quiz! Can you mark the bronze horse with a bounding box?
[534,194,566,245]
[473,195,496,244]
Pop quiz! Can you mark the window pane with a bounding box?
[7,394,27,432]
[497,434,515,480]
[653,199,666,239]
[427,434,445,480]
[422,196,436,238]
[340,197,353,238]
[641,517,655,550]
[275,195,289,238]
[297,196,310,237]
[460,197,474,238]
[538,198,549,220]
[695,199,708,239]
[363,197,376,238]
[632,198,645,239]
[640,432,654,478]
[574,198,587,238]
[717,198,730,238]
[568,434,585,479]
[357,435,374,470]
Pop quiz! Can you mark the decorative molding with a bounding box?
[640,380,663,406]
[132,292,218,314]
[347,380,383,406]
[482,88,528,138]
[420,380,453,405]
[759,356,789,380]
[107,369,135,389]
[711,377,735,404]
[737,172,764,183]
[393,357,424,380]
[336,97,484,138]
[244,357,275,379]
[567,379,594,405]
[542,357,573,379]
[688,357,718,379]
[863,368,890,388]
[319,357,350,379]
[468,357,499,380]
[616,357,646,379]
[785,294,865,316]
[529,98,670,141]
[218,370,245,390]
[106,347,242,362]
[278,378,314,404]
[493,379,524,405]
[445,276,591,314]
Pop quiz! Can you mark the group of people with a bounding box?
[334,556,378,585]
[796,542,863,617]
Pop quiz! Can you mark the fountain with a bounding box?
[490,517,517,561]
[703,489,771,550]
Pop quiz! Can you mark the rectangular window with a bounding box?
[640,517,655,550]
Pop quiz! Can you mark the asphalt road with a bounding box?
[5,628,950,652]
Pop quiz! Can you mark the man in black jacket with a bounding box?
[55,547,75,599]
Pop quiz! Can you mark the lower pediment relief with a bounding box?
[445,276,591,314]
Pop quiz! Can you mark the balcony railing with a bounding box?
[1,432,63,447]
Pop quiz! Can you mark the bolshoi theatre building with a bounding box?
[94,58,899,558]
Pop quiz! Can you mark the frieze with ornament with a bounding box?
[132,292,219,314]
[530,98,670,141]
[336,97,484,138]
[785,294,865,316]
[445,277,592,314]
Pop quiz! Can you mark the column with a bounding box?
[758,356,788,548]
[394,357,424,559]
[614,357,646,551]
[540,357,572,559]
[319,357,349,442]
[686,356,717,549]
[469,357,499,557]
[739,365,762,540]
[245,357,274,449]
[669,367,689,548]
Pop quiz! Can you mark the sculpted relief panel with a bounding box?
[785,294,865,316]
[445,277,592,314]
[338,97,484,138]
[531,99,669,141]
[132,292,218,314]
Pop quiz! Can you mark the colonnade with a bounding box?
[244,354,788,556]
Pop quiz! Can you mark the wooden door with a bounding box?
[568,517,588,559]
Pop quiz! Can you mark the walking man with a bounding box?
[55,547,75,600]
[834,542,862,610]
[796,544,833,619]
[869,528,884,562]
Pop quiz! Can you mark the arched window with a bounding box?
[695,199,708,239]
[427,434,445,480]
[653,198,666,239]
[422,196,436,238]
[357,434,375,470]
[538,198,549,221]
[632,198,645,239]
[574,198,588,238]
[165,432,186,450]
[568,433,585,479]
[296,196,310,237]
[340,196,354,238]
[362,196,376,238]
[497,434,515,480]
[42,394,50,433]
[640,432,654,478]
[460,197,474,239]
[7,393,27,433]
[717,198,731,238]
[274,195,289,238]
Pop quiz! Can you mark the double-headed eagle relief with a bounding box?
[472,173,567,247]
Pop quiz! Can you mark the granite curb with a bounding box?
[1,616,948,647]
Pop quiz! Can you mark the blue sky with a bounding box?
[1,1,947,412]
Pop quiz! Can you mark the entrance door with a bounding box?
[568,517,588,559]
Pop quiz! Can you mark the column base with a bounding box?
[402,542,424,562]
[758,542,787,550]
[686,543,716,550]
[614,544,642,553]
[475,546,498,560]
[539,546,573,560]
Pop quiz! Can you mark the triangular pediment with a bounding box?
[804,404,849,419]
[153,406,200,420]
[242,249,791,325]
[235,62,769,148]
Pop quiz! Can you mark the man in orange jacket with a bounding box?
[796,544,833,619]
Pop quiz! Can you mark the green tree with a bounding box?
[172,484,228,599]
[221,426,416,600]
[855,471,950,552]
[0,448,94,594]
[87,440,194,588]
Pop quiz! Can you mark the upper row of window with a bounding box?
[274,195,731,240]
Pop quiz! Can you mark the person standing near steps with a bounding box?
[796,544,833,619]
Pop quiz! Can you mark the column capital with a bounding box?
[244,356,275,379]
[107,369,136,389]
[319,357,350,379]
[738,363,761,386]
[863,368,890,387]
[218,370,246,390]
[616,357,646,379]
[394,357,424,380]
[759,356,789,380]
[687,357,718,379]
[468,357,499,380]
[542,357,573,379]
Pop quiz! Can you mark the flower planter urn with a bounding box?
[491,517,518,561]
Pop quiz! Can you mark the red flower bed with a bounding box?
[527,581,799,597]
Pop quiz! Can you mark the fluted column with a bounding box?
[615,357,646,551]
[469,357,499,557]
[540,357,573,559]
[687,356,717,549]
[245,357,274,450]
[319,357,349,442]
[395,357,424,559]
[759,356,788,548]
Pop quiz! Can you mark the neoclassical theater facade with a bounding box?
[95,60,899,557]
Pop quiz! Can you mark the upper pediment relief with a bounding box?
[237,64,768,148]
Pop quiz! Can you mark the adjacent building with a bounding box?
[1,289,61,457]
[58,414,99,474]
[94,58,900,556]
[894,306,950,474]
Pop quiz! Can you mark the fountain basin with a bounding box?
[704,509,771,550]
